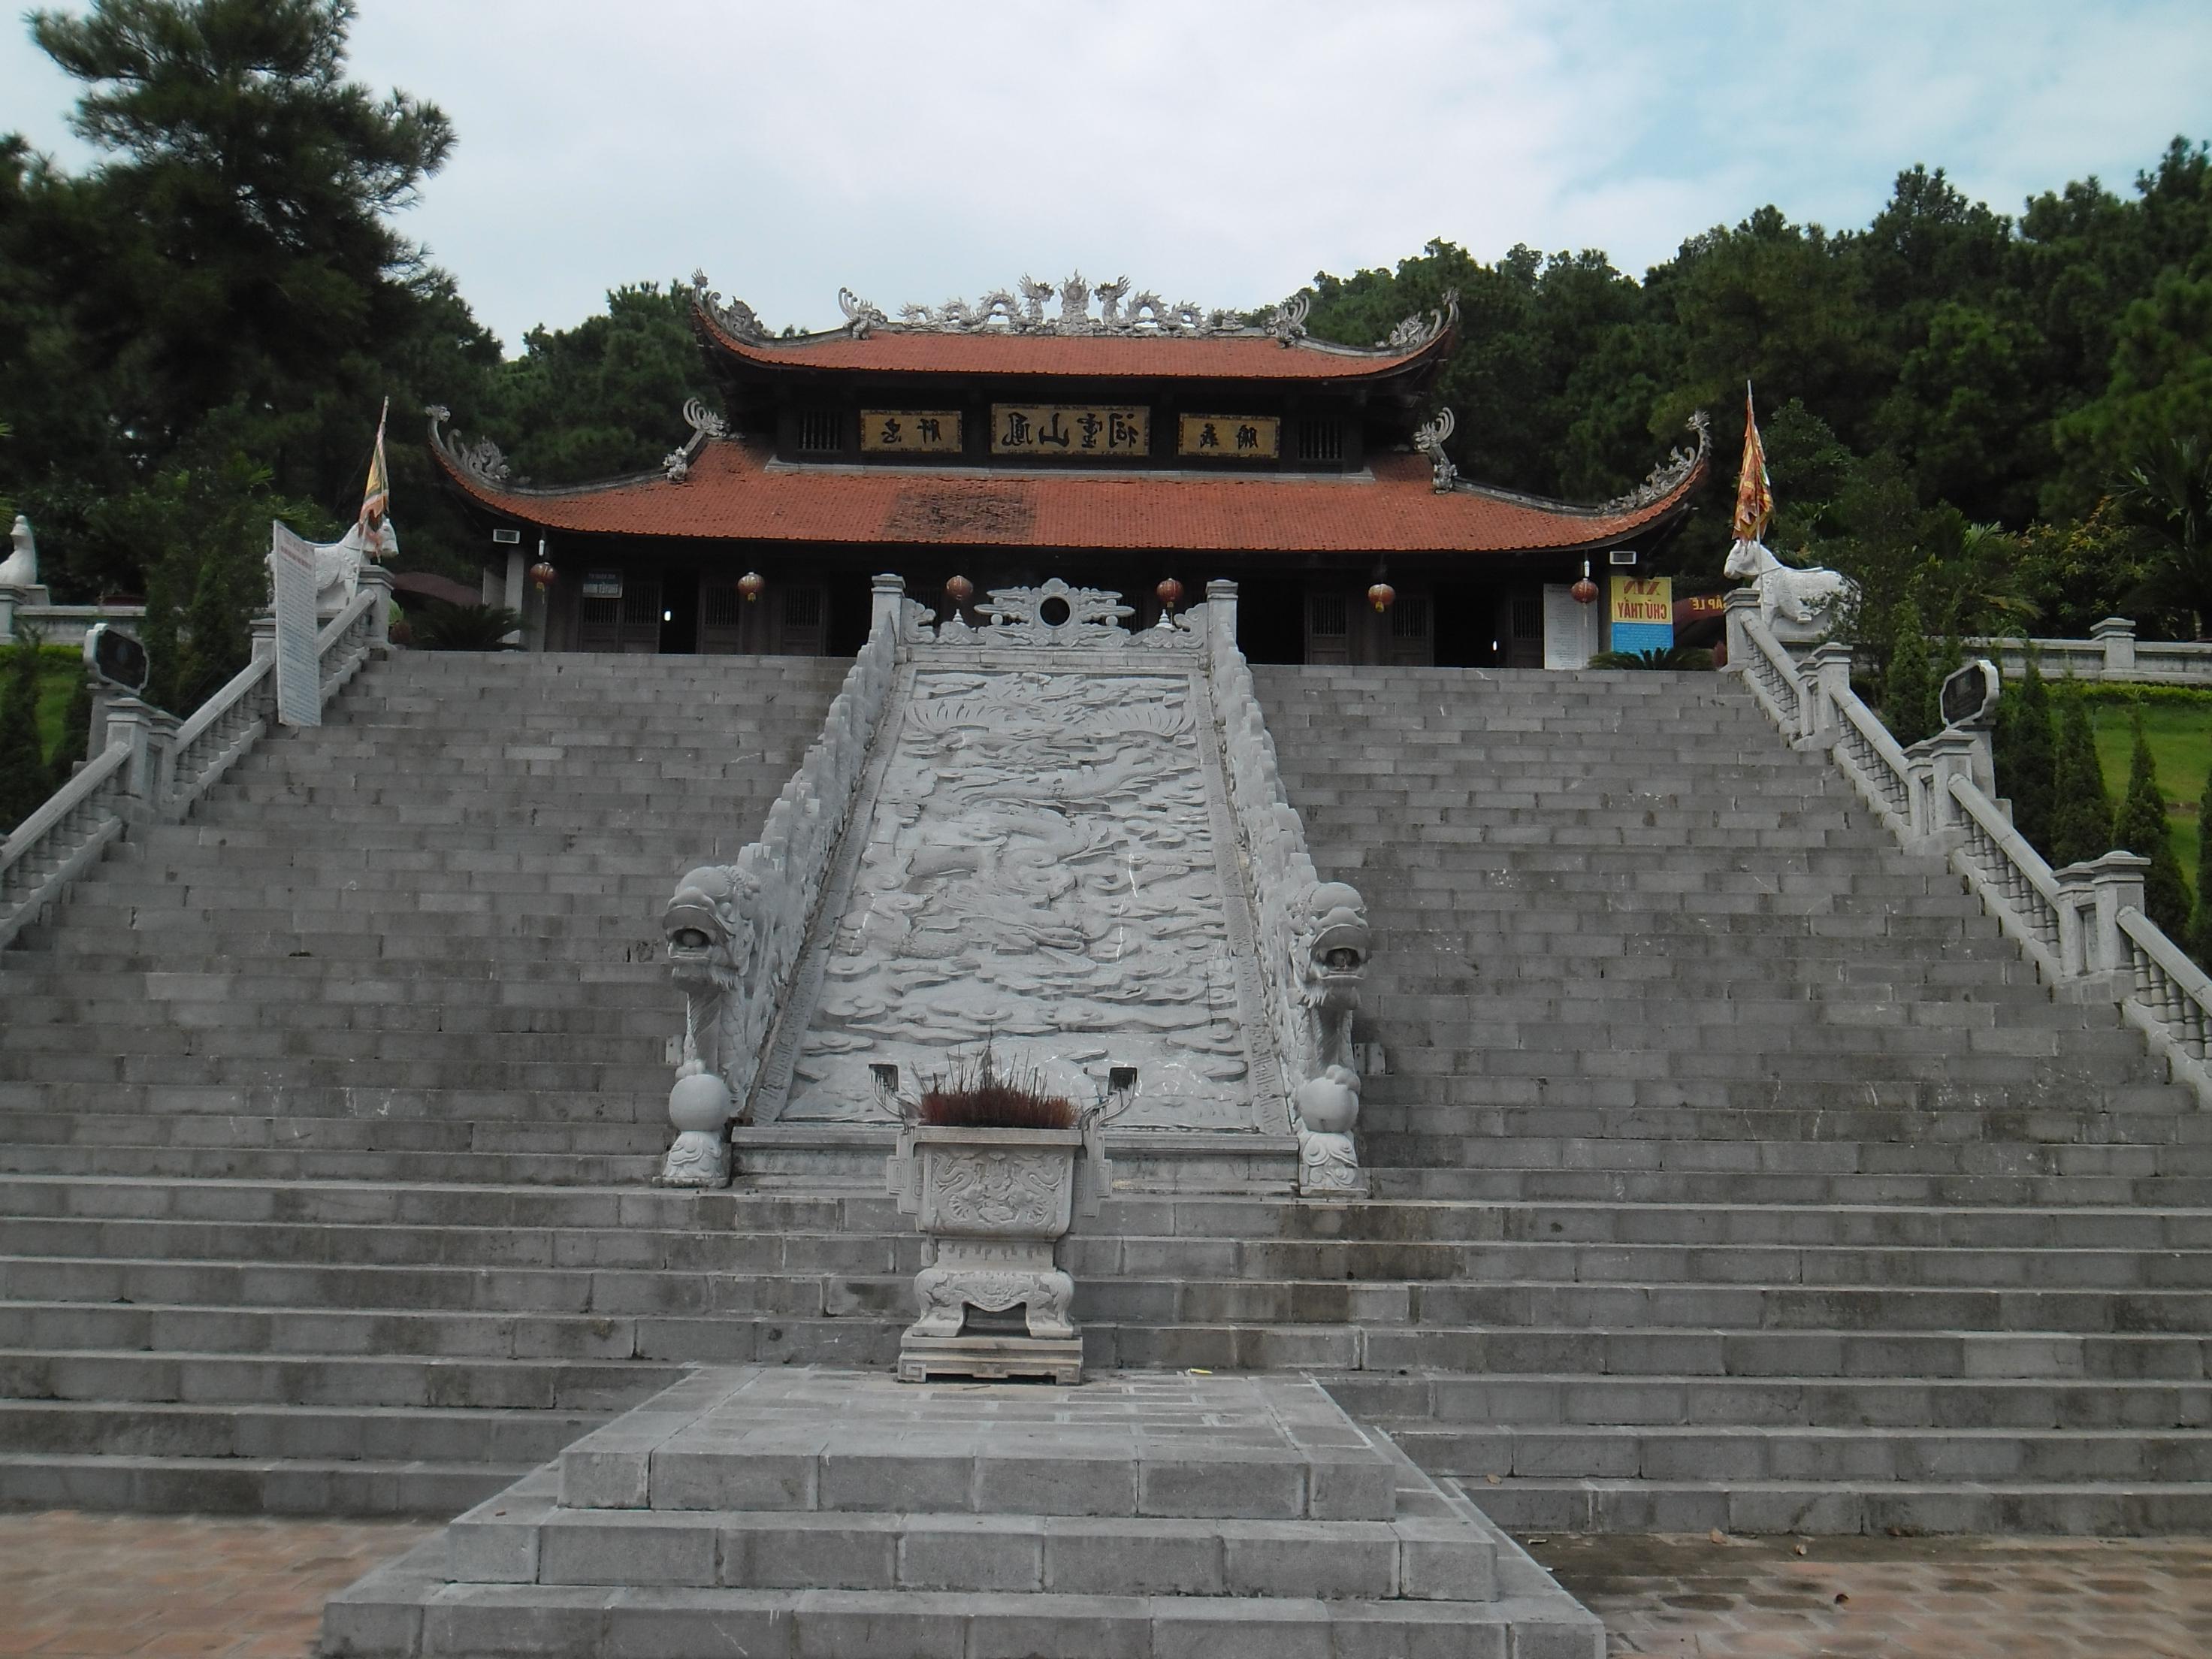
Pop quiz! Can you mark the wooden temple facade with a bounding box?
[429,276,1709,666]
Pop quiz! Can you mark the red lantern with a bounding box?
[529,561,557,591]
[1570,576,1599,605]
[1156,577,1183,613]
[736,571,765,604]
[944,575,974,606]
[1367,582,1395,615]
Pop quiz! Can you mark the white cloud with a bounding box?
[2,0,2207,350]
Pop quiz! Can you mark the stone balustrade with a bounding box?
[1727,595,2212,1107]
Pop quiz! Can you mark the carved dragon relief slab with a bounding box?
[774,665,1260,1131]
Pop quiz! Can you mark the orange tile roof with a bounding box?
[434,438,1705,558]
[697,308,1449,382]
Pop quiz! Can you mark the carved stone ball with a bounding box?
[669,1073,733,1134]
[1295,1075,1360,1134]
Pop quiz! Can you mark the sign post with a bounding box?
[270,521,322,727]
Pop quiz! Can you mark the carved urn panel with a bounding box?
[891,1126,1089,1385]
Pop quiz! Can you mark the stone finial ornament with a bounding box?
[1413,408,1458,492]
[838,286,888,338]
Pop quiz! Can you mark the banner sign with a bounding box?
[860,411,962,453]
[1177,415,1280,458]
[270,521,322,728]
[1609,576,1675,654]
[990,405,1148,457]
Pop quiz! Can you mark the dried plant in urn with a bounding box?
[881,1041,1116,1385]
[915,1044,1077,1130]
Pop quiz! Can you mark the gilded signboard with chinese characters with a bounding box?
[1177,416,1280,459]
[860,411,962,453]
[990,406,1149,457]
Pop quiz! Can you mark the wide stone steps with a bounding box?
[1433,1475,2212,1536]
[1251,663,2210,1531]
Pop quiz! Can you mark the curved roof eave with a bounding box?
[426,408,1710,561]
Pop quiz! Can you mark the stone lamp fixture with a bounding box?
[883,1080,1117,1386]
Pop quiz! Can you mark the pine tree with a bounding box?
[2047,681,2114,868]
[1884,593,1933,745]
[0,642,50,833]
[2113,708,2190,935]
[1995,649,2057,850]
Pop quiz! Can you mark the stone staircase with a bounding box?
[1,654,2207,1534]
[0,651,851,1507]
[1256,665,2212,1535]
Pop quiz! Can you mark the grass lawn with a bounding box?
[2088,691,2212,901]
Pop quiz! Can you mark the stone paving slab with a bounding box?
[1524,1530,2212,1657]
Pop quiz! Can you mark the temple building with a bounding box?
[429,273,1709,666]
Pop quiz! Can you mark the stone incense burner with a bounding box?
[883,1064,1111,1385]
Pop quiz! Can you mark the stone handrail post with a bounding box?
[1804,642,1851,739]
[2084,852,2151,981]
[2091,617,2136,675]
[99,695,161,817]
[2052,853,2147,990]
[1906,730,1980,848]
[1206,579,1238,649]
[1723,589,1757,672]
[870,572,905,645]
[355,564,394,651]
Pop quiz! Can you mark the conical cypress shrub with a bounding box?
[2113,709,2190,935]
[0,643,50,835]
[1996,650,2057,851]
[2189,756,2212,967]
[2047,681,2113,868]
[1884,594,1933,746]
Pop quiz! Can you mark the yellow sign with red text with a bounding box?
[1609,576,1674,653]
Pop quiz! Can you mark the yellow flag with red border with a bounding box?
[1733,382,1772,543]
[359,397,390,553]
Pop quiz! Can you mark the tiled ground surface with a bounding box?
[4,1512,2208,1657]
[1525,1531,2212,1657]
[0,1513,437,1658]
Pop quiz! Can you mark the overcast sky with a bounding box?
[5,1,2209,352]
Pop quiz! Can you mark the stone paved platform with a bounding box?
[322,1364,1600,1656]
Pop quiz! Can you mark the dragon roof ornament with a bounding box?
[692,270,769,343]
[1380,289,1459,353]
[1413,407,1458,493]
[663,397,727,483]
[1597,409,1712,515]
[424,405,512,488]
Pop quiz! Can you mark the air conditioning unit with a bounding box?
[491,527,521,545]
[1609,548,1637,566]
